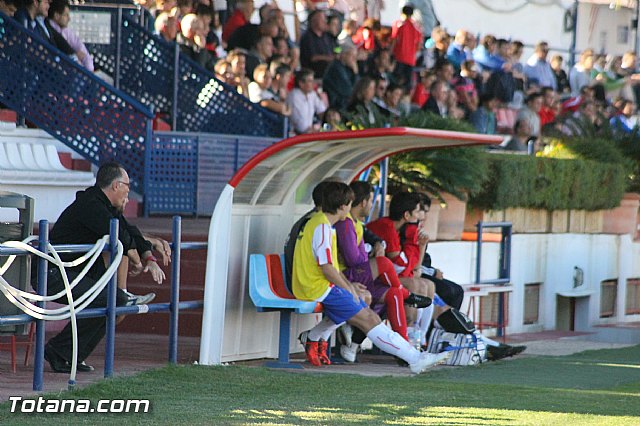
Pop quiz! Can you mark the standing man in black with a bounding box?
[42,162,168,373]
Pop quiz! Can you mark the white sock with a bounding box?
[367,323,420,365]
[479,334,500,347]
[417,304,434,345]
[308,317,343,341]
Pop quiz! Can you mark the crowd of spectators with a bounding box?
[3,0,640,145]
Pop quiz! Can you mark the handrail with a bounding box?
[0,216,206,391]
[0,11,154,197]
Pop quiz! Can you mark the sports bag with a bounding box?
[426,328,487,366]
[436,308,475,334]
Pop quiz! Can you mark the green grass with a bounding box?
[2,345,640,425]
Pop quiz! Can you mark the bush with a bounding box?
[470,154,627,211]
[387,111,489,202]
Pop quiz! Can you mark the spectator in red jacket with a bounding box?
[221,0,253,44]
[391,4,422,90]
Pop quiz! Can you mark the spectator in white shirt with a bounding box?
[286,68,328,134]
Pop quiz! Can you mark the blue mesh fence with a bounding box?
[70,4,152,77]
[146,133,198,215]
[74,8,287,138]
[0,12,154,195]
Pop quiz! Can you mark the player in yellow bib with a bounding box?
[291,181,449,372]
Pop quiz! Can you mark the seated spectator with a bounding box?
[227,49,250,96]
[569,48,594,96]
[245,34,274,81]
[271,63,292,103]
[248,64,291,116]
[446,89,465,120]
[0,0,18,17]
[178,13,216,72]
[422,26,448,70]
[422,79,448,118]
[391,5,422,90]
[322,45,358,110]
[368,48,395,83]
[326,13,341,51]
[411,69,435,108]
[372,76,388,110]
[610,99,637,133]
[292,182,448,372]
[503,119,534,153]
[434,58,454,86]
[381,83,406,118]
[524,41,557,91]
[299,10,335,78]
[562,100,600,136]
[469,93,498,134]
[452,59,479,114]
[286,68,327,134]
[321,108,342,130]
[214,58,234,84]
[539,86,557,127]
[154,11,179,43]
[517,92,543,137]
[48,0,94,71]
[550,54,570,94]
[346,76,382,125]
[337,18,357,49]
[15,0,76,57]
[447,29,470,71]
[472,34,504,72]
[194,3,219,56]
[335,182,432,361]
[227,16,278,52]
[221,0,253,44]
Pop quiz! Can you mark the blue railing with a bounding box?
[474,221,513,285]
[148,132,278,215]
[0,12,154,196]
[73,6,287,138]
[0,216,205,391]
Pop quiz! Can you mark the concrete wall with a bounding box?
[222,219,640,361]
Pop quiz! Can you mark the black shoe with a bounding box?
[76,361,95,372]
[44,346,71,373]
[405,293,432,308]
[487,344,527,361]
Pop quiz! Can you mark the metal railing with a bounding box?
[0,11,154,196]
[71,4,288,138]
[0,216,205,391]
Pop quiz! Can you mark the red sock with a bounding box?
[385,287,408,340]
[376,257,410,298]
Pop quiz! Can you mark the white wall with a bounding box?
[221,222,640,362]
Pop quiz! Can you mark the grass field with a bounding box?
[2,345,640,425]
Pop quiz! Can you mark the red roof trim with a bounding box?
[228,127,502,188]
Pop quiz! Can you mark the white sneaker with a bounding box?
[338,324,353,346]
[125,291,156,306]
[409,351,451,374]
[340,343,359,363]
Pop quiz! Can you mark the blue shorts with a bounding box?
[321,286,368,324]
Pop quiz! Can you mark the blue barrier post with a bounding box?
[104,219,119,378]
[33,220,48,391]
[168,216,182,364]
[475,222,484,284]
[378,158,389,218]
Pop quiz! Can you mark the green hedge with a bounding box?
[470,154,627,211]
